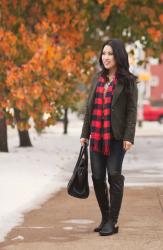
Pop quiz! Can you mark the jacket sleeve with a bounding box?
[80,99,91,139]
[80,73,98,139]
[123,82,138,144]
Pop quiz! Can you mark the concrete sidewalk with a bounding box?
[1,186,163,250]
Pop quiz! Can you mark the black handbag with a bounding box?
[67,143,89,199]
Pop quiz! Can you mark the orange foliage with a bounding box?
[99,0,127,20]
[159,14,163,24]
[2,0,161,132]
[0,0,88,131]
[32,84,43,100]
[147,28,162,42]
[97,0,162,48]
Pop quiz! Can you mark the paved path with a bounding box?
[1,186,163,250]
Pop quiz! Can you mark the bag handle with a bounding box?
[82,142,88,162]
[75,143,88,169]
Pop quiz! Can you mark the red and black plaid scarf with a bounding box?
[90,75,117,155]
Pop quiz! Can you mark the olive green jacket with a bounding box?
[80,72,138,144]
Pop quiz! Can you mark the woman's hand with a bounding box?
[123,140,133,151]
[80,138,89,146]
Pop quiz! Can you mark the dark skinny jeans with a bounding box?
[90,138,126,180]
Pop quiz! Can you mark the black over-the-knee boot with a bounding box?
[92,176,110,232]
[99,174,124,236]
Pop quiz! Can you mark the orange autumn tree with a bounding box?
[102,0,163,58]
[82,0,163,58]
[72,0,163,125]
[2,0,161,152]
[0,28,18,152]
[0,0,90,151]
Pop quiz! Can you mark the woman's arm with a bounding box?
[123,82,138,144]
[80,99,91,140]
[80,83,93,140]
[80,72,99,140]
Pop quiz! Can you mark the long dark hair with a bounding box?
[99,39,138,92]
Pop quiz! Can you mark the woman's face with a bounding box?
[101,45,117,70]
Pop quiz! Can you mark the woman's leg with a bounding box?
[90,149,109,232]
[90,149,106,180]
[99,139,126,236]
[106,139,126,176]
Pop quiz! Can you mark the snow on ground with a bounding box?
[0,111,163,242]
[0,112,81,242]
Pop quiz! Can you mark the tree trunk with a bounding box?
[0,117,8,152]
[63,107,68,134]
[14,108,32,147]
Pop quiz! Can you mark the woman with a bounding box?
[80,39,138,236]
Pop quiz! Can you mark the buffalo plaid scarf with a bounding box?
[90,75,117,155]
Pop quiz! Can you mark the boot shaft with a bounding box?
[92,177,110,215]
[108,175,125,224]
